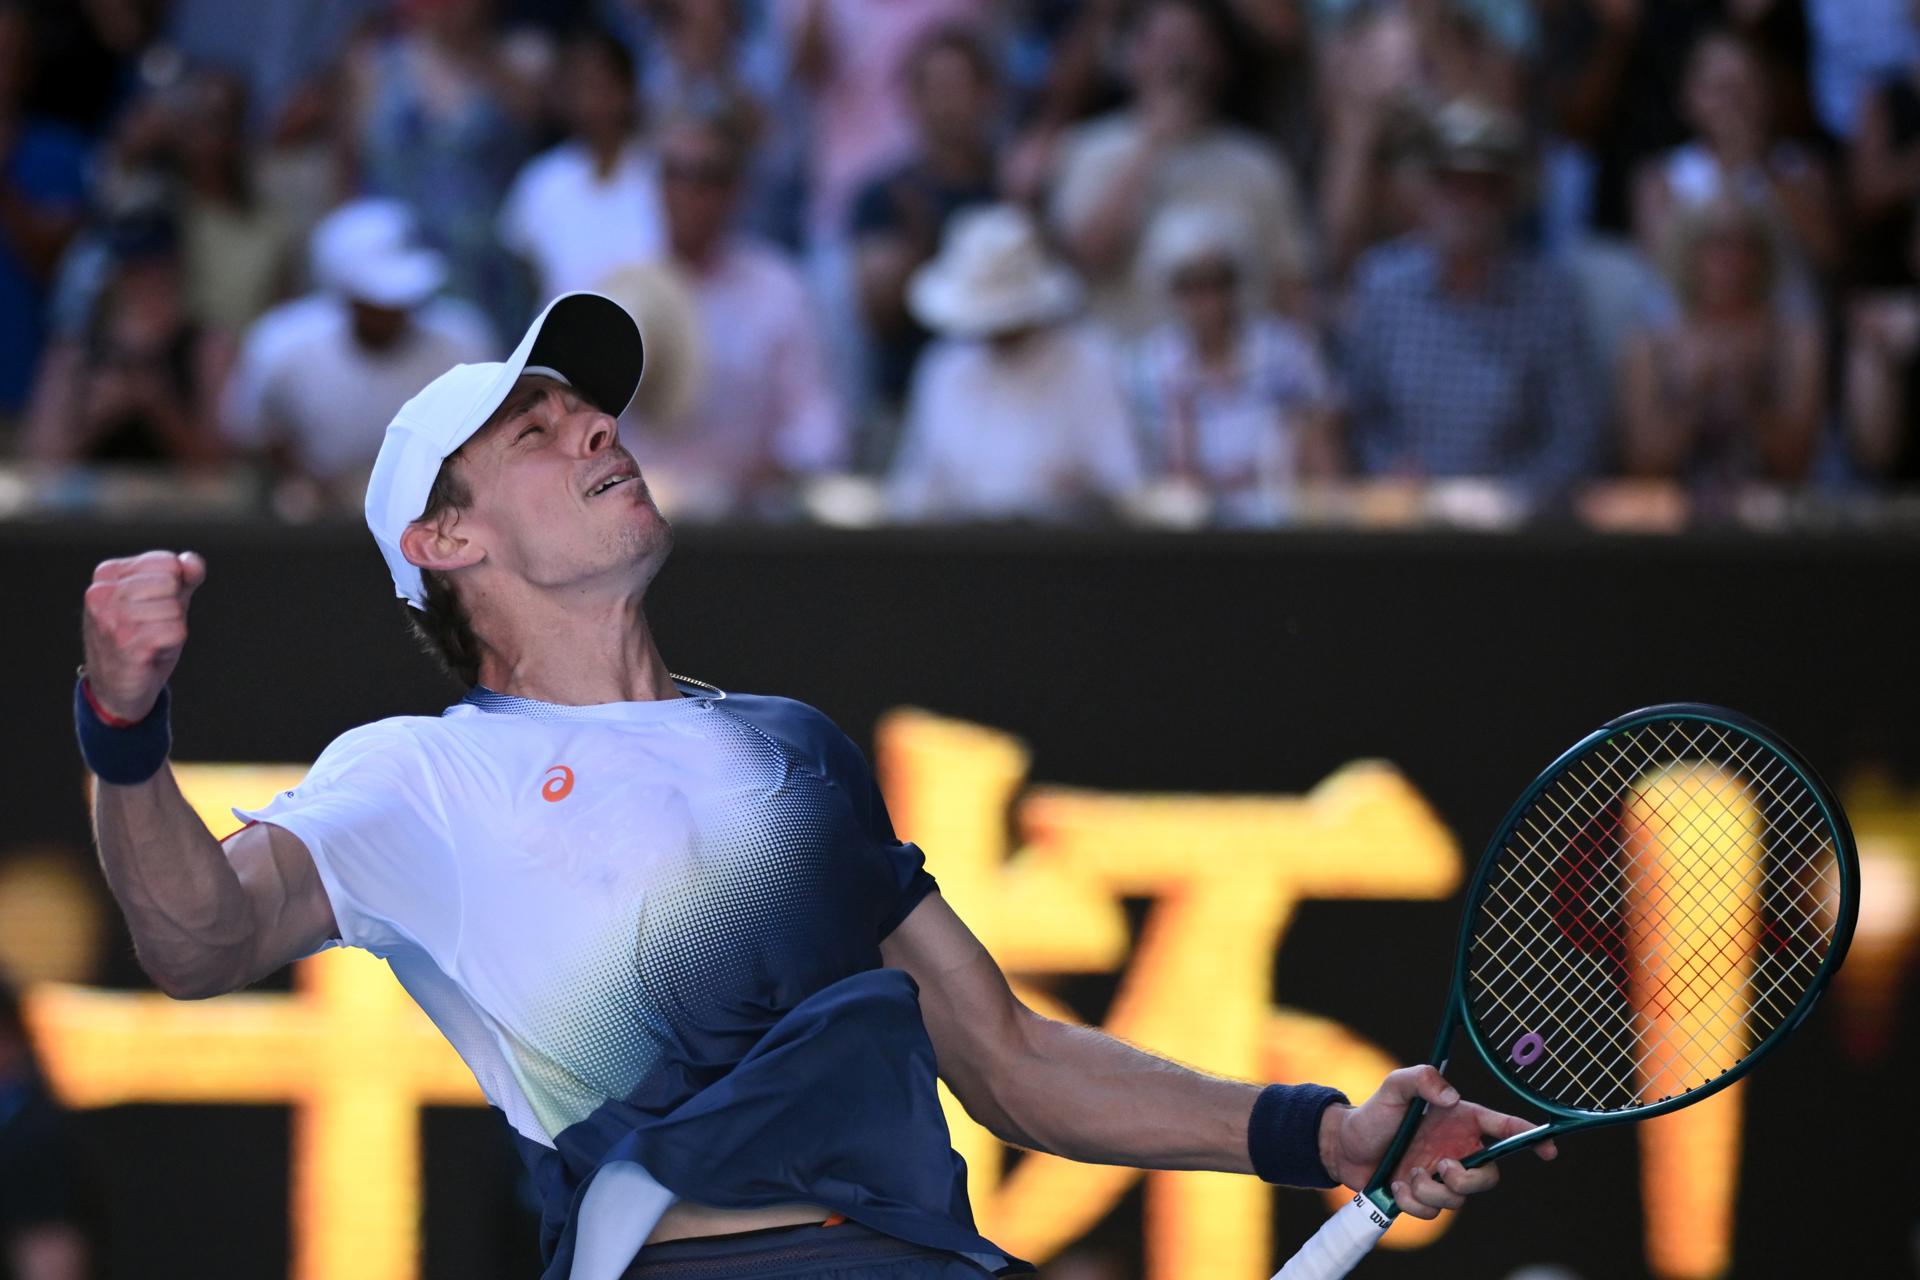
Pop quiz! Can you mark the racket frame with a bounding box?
[1360,703,1859,1215]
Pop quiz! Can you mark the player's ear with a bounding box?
[400,508,484,574]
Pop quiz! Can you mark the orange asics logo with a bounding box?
[541,765,575,802]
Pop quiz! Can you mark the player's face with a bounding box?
[455,374,672,600]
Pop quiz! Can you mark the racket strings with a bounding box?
[1464,718,1842,1114]
[1547,724,1824,1089]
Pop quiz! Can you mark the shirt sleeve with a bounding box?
[724,697,939,939]
[815,722,937,939]
[231,721,461,960]
[794,706,937,938]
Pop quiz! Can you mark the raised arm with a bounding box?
[882,893,1552,1219]
[81,550,337,999]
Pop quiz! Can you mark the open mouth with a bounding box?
[587,472,638,497]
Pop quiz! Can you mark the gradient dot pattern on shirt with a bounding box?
[458,688,931,1135]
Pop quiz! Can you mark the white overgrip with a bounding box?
[1270,1193,1393,1280]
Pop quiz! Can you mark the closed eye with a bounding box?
[515,423,543,443]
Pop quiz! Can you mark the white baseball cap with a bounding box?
[310,198,446,309]
[365,291,646,609]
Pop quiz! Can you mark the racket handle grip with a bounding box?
[1270,1193,1392,1280]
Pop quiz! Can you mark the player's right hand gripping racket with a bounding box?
[1274,704,1858,1279]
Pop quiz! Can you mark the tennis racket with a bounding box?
[1273,703,1858,1279]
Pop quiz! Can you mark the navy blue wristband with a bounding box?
[1248,1082,1350,1188]
[75,678,172,785]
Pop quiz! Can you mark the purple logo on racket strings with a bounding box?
[1510,1032,1546,1067]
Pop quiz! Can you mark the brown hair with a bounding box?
[400,457,483,688]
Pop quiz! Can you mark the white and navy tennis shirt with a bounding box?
[233,682,1020,1279]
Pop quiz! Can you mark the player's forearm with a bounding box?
[92,765,255,998]
[986,1012,1264,1172]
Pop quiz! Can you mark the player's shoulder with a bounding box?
[308,714,451,776]
[711,692,867,772]
[712,690,844,739]
[245,294,345,365]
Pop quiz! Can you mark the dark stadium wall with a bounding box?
[2,522,1914,1279]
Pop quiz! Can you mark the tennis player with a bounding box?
[75,292,1553,1279]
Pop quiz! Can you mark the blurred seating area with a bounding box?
[3,0,1920,532]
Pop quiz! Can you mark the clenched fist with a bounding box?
[82,550,206,723]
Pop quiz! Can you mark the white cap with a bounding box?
[365,291,646,609]
[309,198,446,309]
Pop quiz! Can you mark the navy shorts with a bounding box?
[618,1221,1008,1279]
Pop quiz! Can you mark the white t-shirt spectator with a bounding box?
[224,296,496,482]
[498,139,668,302]
[888,324,1145,521]
[623,240,845,513]
[1048,114,1313,332]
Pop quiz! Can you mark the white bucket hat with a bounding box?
[365,291,646,610]
[907,204,1083,339]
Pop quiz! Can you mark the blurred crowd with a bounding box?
[3,0,1920,528]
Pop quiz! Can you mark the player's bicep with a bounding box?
[222,821,339,985]
[881,893,1035,1090]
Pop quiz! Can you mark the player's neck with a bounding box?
[471,596,678,706]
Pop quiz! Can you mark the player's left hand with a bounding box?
[1320,1066,1558,1219]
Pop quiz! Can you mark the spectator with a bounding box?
[1633,27,1838,285]
[1539,0,1812,240]
[24,210,227,466]
[784,0,977,249]
[0,3,89,424]
[888,204,1144,521]
[639,0,800,249]
[1845,204,1920,485]
[1045,0,1312,332]
[175,67,298,335]
[1129,203,1339,524]
[348,0,538,340]
[998,0,1129,207]
[0,975,90,1280]
[222,198,495,508]
[1312,1,1439,280]
[498,27,665,304]
[1620,194,1824,488]
[224,198,495,445]
[621,105,845,519]
[1343,100,1602,497]
[850,24,1001,415]
[784,0,978,434]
